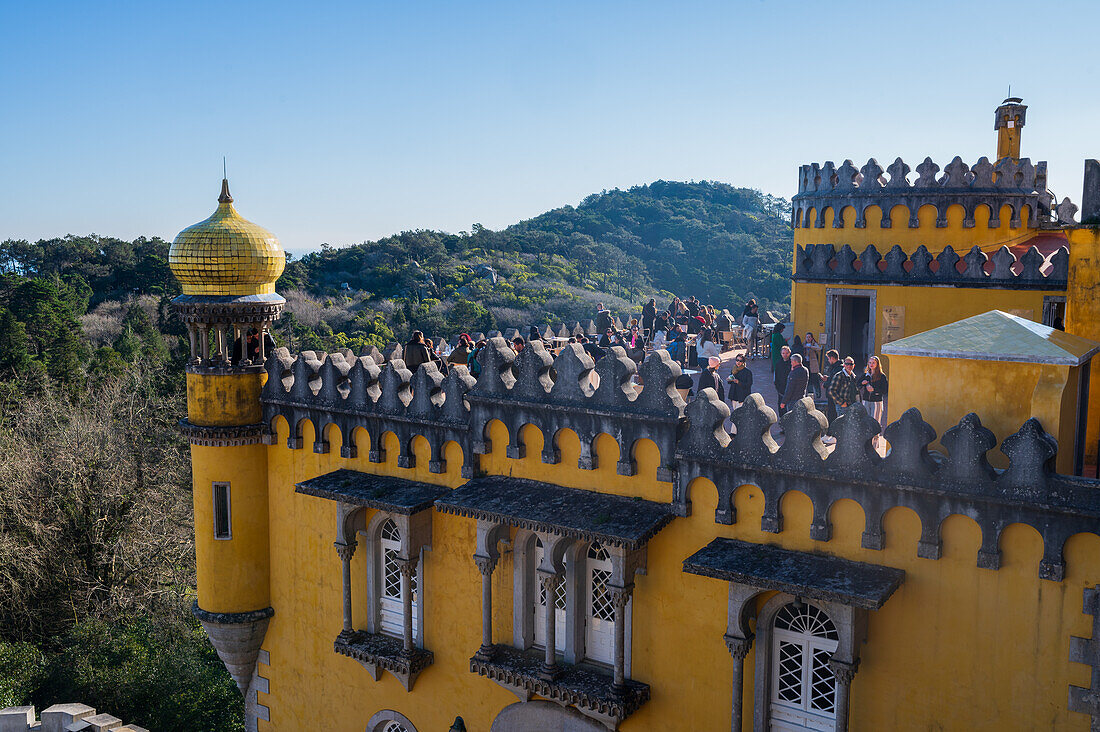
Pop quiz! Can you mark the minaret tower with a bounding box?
[169,180,285,704]
[995,96,1027,160]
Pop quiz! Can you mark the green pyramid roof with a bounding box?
[881,310,1100,366]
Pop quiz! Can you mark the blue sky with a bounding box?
[3,0,1099,255]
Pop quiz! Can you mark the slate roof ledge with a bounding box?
[296,469,450,515]
[334,630,433,691]
[434,476,675,551]
[683,538,904,609]
[470,645,649,730]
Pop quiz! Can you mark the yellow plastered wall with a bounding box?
[888,354,1081,473]
[248,413,1100,731]
[186,372,264,426]
[794,203,1037,254]
[1066,227,1100,465]
[791,281,1059,364]
[191,443,270,613]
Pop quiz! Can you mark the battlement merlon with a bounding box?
[791,156,1062,229]
[259,339,1100,582]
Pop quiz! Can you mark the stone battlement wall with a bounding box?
[261,338,1100,583]
[793,241,1068,289]
[0,703,148,732]
[791,156,1072,229]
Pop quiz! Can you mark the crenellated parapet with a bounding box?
[261,338,686,480]
[260,340,1100,582]
[675,392,1100,581]
[793,156,1054,229]
[793,241,1069,289]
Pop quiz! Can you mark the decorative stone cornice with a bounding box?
[178,420,265,446]
[793,242,1068,291]
[172,294,285,325]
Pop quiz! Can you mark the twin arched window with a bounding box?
[529,538,616,665]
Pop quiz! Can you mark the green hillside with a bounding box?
[277,180,792,350]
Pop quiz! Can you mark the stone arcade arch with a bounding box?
[490,700,608,732]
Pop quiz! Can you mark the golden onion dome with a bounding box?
[169,180,285,296]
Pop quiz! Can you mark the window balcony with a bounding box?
[334,629,433,691]
[470,644,649,730]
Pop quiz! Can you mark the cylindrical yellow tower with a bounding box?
[170,179,285,697]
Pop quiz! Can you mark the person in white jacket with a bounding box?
[696,330,721,362]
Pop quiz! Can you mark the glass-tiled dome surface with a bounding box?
[169,180,285,296]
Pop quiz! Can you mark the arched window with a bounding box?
[366,709,418,732]
[378,519,417,638]
[769,601,838,731]
[585,542,614,664]
[533,537,566,651]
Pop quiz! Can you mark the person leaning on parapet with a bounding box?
[824,356,861,444]
[403,331,432,372]
[781,353,809,416]
[699,356,725,402]
[595,303,614,333]
[741,299,760,358]
[449,334,474,367]
[773,345,792,414]
[726,352,753,410]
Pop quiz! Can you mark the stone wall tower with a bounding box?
[169,180,285,707]
[995,96,1027,160]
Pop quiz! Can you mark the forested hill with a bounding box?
[279,181,793,345]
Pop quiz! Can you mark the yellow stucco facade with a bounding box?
[208,416,1100,731]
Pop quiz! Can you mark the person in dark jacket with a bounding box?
[233,327,277,365]
[579,334,605,362]
[449,334,473,366]
[822,348,842,425]
[715,309,734,333]
[642,299,657,339]
[773,345,792,411]
[726,354,753,408]
[698,356,725,401]
[595,303,614,334]
[654,310,670,334]
[781,353,809,415]
[403,331,432,372]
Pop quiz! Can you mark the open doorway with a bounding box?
[825,289,876,368]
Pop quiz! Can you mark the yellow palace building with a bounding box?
[174,101,1100,731]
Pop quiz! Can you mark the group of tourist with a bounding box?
[402,293,888,445]
[766,323,889,444]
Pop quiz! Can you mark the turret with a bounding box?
[995,96,1027,160]
[169,179,285,698]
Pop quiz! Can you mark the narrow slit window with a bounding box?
[213,482,231,539]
